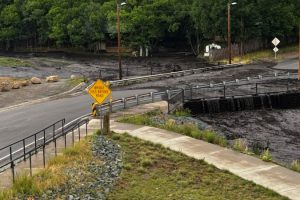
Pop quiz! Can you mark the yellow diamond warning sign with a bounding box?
[88,80,112,104]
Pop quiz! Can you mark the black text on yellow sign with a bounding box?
[88,80,112,104]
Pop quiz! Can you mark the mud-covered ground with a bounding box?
[198,109,300,166]
[0,52,207,80]
[1,51,299,167]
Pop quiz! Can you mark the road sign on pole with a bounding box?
[272,37,280,59]
[272,37,280,46]
[88,80,112,104]
[273,47,279,59]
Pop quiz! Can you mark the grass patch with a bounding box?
[119,110,227,147]
[67,77,85,87]
[0,56,33,67]
[260,149,273,162]
[108,133,288,200]
[220,44,298,64]
[290,160,300,173]
[173,108,191,117]
[0,138,92,199]
[233,138,249,153]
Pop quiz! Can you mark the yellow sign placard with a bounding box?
[88,80,112,104]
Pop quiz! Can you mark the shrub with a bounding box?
[140,158,154,167]
[290,160,300,172]
[233,139,248,153]
[191,130,202,139]
[12,174,39,196]
[260,149,272,162]
[173,108,191,117]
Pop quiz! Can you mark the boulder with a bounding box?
[70,75,78,80]
[12,82,21,89]
[31,77,42,84]
[0,81,12,92]
[46,75,59,83]
[20,80,30,87]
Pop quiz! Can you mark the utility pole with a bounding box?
[116,2,122,80]
[228,2,232,64]
[298,19,300,80]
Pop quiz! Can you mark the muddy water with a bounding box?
[198,109,300,165]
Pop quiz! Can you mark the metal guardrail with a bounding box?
[95,72,298,115]
[0,118,89,182]
[85,63,243,89]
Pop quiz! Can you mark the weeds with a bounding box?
[233,139,249,153]
[173,108,191,117]
[290,160,300,172]
[260,149,272,162]
[119,110,227,147]
[0,138,92,199]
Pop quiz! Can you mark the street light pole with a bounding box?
[116,2,122,80]
[228,2,232,64]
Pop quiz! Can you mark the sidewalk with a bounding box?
[94,101,299,200]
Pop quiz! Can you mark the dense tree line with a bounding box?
[0,0,299,54]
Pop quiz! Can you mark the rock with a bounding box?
[12,82,20,89]
[31,77,42,84]
[46,75,59,83]
[70,75,79,79]
[20,80,30,87]
[0,81,12,92]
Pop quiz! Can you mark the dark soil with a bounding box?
[198,109,300,166]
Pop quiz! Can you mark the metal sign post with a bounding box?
[88,80,112,132]
[272,37,280,59]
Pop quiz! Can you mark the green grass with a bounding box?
[0,56,33,67]
[0,138,93,200]
[173,108,191,117]
[260,149,273,162]
[233,138,249,153]
[119,110,228,147]
[290,160,300,173]
[220,44,298,64]
[108,133,288,200]
[67,77,85,87]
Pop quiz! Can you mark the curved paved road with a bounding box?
[273,58,298,70]
[0,89,155,148]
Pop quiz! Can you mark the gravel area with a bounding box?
[38,135,122,200]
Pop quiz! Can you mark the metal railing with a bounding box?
[87,63,242,88]
[0,118,89,182]
[94,72,298,115]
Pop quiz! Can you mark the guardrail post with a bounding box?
[85,121,88,137]
[167,90,170,113]
[223,82,226,98]
[122,98,126,109]
[10,147,15,183]
[256,83,258,95]
[53,124,57,156]
[78,124,81,141]
[136,94,139,105]
[23,139,26,161]
[43,145,45,168]
[29,152,32,177]
[151,92,154,103]
[72,128,75,146]
[34,134,37,154]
